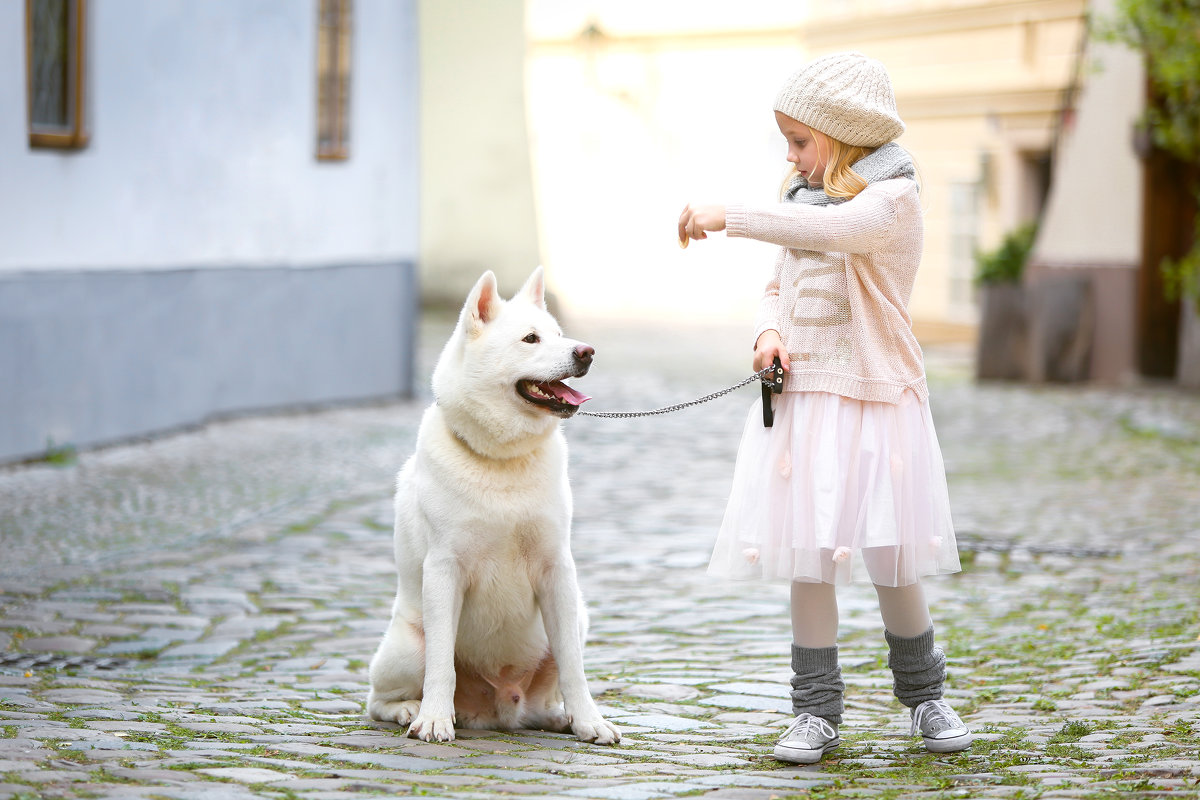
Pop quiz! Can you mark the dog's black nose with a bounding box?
[574,344,594,364]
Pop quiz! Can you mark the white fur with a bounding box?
[367,268,620,745]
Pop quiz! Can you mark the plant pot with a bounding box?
[1025,274,1094,383]
[1179,299,1200,389]
[974,282,1028,381]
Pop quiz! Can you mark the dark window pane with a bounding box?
[316,0,350,159]
[30,0,70,129]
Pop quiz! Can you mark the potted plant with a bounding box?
[974,223,1037,381]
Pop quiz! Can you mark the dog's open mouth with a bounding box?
[517,379,591,417]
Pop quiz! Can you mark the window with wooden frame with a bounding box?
[25,0,88,149]
[316,0,352,161]
[948,181,981,316]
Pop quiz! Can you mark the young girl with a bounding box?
[678,52,971,764]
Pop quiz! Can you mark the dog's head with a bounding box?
[433,268,594,453]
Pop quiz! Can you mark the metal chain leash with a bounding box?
[577,365,776,419]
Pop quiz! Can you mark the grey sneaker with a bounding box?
[910,699,972,752]
[773,713,841,764]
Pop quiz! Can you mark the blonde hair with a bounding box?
[779,127,875,201]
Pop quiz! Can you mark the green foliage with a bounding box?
[1048,719,1094,744]
[1102,0,1200,163]
[1161,236,1200,310]
[1032,697,1059,713]
[1101,0,1200,306]
[43,438,77,467]
[973,222,1038,286]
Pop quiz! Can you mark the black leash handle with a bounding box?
[761,356,784,427]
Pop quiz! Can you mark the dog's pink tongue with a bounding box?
[553,382,591,405]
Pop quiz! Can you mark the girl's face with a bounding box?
[776,111,827,187]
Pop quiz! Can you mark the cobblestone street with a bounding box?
[2,316,1199,800]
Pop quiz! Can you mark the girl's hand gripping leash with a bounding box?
[761,356,784,427]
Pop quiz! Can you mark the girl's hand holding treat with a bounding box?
[677,203,726,245]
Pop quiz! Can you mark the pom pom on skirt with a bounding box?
[708,390,960,586]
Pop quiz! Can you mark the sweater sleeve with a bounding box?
[726,182,901,254]
[752,248,786,348]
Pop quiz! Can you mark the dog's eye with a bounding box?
[522,333,540,344]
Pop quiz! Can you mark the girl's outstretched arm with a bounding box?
[727,182,903,254]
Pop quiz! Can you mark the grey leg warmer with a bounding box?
[790,644,845,725]
[885,626,946,708]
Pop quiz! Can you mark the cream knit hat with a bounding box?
[774,52,904,148]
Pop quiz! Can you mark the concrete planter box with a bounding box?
[1179,300,1200,389]
[1025,274,1094,383]
[975,282,1028,381]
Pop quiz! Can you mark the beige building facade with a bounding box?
[525,0,1088,331]
[824,0,1088,327]
[418,0,541,308]
[1024,0,1144,383]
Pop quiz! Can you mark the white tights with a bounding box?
[790,580,932,648]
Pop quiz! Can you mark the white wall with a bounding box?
[0,0,421,462]
[1029,1,1144,267]
[0,0,418,271]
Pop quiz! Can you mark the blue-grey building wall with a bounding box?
[0,1,420,463]
[0,263,418,462]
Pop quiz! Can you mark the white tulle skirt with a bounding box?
[708,390,960,587]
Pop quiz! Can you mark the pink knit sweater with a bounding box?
[726,177,928,404]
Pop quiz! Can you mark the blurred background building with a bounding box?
[2,0,1194,463]
[527,0,1197,388]
[417,0,541,310]
[1022,0,1144,384]
[526,0,1088,329]
[2,0,419,463]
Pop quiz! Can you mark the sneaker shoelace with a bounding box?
[782,713,837,745]
[910,699,962,737]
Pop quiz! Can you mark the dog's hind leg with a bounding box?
[367,617,426,726]
[520,653,571,733]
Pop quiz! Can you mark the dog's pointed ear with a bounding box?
[518,266,547,310]
[463,270,502,332]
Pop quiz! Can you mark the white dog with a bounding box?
[367,268,620,745]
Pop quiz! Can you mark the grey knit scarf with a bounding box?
[784,141,916,206]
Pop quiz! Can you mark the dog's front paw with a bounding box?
[408,713,456,742]
[368,698,421,726]
[571,716,621,745]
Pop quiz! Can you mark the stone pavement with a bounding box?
[1,315,1198,800]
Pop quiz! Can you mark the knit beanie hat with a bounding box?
[774,52,905,148]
